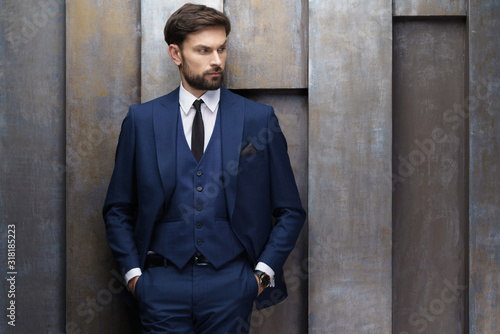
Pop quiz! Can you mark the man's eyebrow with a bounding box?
[195,40,227,49]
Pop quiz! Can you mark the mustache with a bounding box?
[204,67,223,75]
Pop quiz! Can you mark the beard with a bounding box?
[181,60,224,91]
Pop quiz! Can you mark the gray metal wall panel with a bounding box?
[231,90,308,333]
[394,0,466,16]
[141,0,307,98]
[66,0,141,332]
[0,0,66,332]
[392,19,467,334]
[469,1,500,333]
[224,0,308,89]
[141,0,223,102]
[308,1,393,332]
[141,1,309,331]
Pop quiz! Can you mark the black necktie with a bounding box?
[191,99,204,162]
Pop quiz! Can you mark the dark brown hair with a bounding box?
[164,3,231,46]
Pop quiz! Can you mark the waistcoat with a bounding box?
[150,107,245,269]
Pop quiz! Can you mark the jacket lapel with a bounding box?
[220,87,244,219]
[153,87,180,203]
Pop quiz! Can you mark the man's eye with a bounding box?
[199,49,208,53]
[218,48,226,53]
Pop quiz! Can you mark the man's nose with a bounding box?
[210,51,222,67]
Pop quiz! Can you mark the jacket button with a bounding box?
[197,186,203,192]
[196,222,202,229]
[196,205,202,211]
[197,239,203,246]
[196,170,203,176]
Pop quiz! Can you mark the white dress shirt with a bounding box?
[124,83,275,287]
[179,83,219,151]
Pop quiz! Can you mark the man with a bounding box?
[103,4,305,333]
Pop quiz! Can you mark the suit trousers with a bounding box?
[134,255,258,334]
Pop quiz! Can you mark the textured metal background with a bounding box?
[224,0,308,89]
[393,0,466,16]
[1,0,499,333]
[392,18,467,334]
[469,0,500,333]
[141,0,307,102]
[65,0,140,332]
[0,0,66,332]
[141,0,223,102]
[308,0,393,332]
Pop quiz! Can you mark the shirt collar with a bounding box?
[179,82,220,115]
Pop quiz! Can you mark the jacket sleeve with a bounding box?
[102,107,140,275]
[256,108,306,273]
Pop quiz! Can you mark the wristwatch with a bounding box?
[254,270,271,289]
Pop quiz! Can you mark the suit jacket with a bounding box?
[103,86,306,308]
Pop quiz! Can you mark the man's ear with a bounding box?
[168,44,182,66]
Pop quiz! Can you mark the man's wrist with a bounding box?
[255,262,275,287]
[124,267,142,290]
[254,270,271,289]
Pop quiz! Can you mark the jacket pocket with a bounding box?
[239,149,264,166]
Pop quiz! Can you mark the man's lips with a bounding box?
[206,70,223,76]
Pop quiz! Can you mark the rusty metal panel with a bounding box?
[469,1,500,333]
[392,18,467,334]
[141,0,307,98]
[0,0,65,332]
[224,0,308,89]
[308,1,393,333]
[394,0,466,16]
[230,90,308,333]
[66,0,140,332]
[141,0,223,102]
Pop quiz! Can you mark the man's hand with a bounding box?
[254,274,264,297]
[128,275,140,297]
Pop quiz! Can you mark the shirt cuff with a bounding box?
[255,262,275,287]
[124,267,142,286]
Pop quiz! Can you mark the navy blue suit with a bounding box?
[103,86,305,329]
